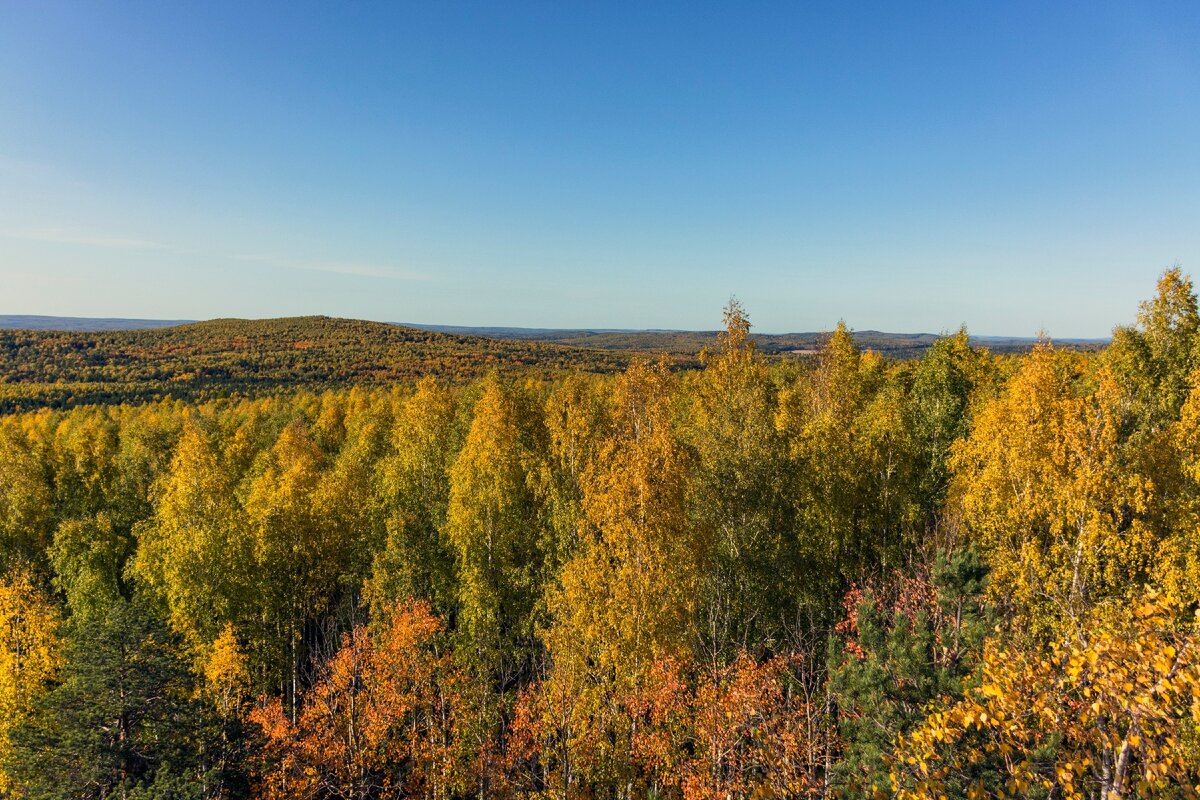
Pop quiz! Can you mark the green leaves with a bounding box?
[6,598,212,800]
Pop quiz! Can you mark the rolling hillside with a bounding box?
[0,316,634,412]
[3,316,1108,359]
[0,315,1110,413]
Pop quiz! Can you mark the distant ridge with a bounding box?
[403,322,1108,357]
[0,315,1109,355]
[0,315,194,331]
[0,314,1115,413]
[404,323,694,337]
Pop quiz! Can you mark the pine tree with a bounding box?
[7,598,214,800]
[828,549,990,798]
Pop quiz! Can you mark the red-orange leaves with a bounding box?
[506,651,825,799]
[251,600,479,800]
[639,653,824,800]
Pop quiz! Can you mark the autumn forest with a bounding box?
[3,271,1200,800]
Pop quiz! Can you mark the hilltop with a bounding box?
[0,316,632,412]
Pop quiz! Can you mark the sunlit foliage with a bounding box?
[0,271,1196,798]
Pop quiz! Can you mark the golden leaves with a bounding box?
[0,565,62,793]
[892,589,1200,800]
[950,344,1165,636]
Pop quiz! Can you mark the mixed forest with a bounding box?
[2,271,1200,799]
[0,317,634,413]
[0,316,1100,415]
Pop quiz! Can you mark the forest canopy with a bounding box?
[1,271,1199,799]
[0,316,635,413]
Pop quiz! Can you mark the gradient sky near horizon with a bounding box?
[2,2,1199,337]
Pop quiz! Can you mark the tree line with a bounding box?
[2,272,1200,798]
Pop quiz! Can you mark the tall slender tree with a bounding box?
[685,299,795,656]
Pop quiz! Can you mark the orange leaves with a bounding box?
[508,649,825,800]
[251,600,480,800]
[634,652,824,800]
[686,654,822,800]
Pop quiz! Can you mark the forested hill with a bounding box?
[0,314,1111,413]
[0,316,634,412]
[2,315,1109,358]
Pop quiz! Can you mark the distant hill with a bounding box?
[406,323,1108,358]
[1,316,1108,357]
[0,316,632,412]
[0,315,1110,412]
[0,315,194,331]
[1,315,1110,347]
[0,311,1113,412]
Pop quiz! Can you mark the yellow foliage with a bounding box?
[0,565,63,793]
[893,589,1200,799]
[549,359,701,682]
[0,428,52,566]
[951,345,1157,634]
[135,417,247,649]
[445,374,541,669]
[204,623,250,721]
[539,359,705,789]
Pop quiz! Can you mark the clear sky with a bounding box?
[2,2,1198,336]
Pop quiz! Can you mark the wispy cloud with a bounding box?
[2,228,163,250]
[230,253,431,281]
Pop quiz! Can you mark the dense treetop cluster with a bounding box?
[1,272,1199,799]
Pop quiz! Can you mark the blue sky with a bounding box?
[2,2,1198,336]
